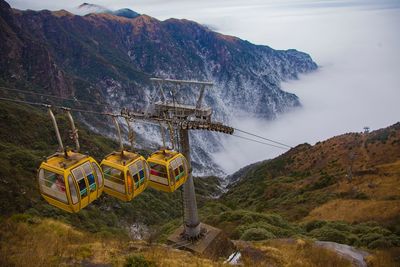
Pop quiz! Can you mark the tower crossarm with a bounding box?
[182,121,234,134]
[120,108,234,135]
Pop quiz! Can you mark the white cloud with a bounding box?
[212,7,400,173]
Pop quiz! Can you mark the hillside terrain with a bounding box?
[202,123,400,251]
[1,213,398,266]
[1,100,399,265]
[1,216,363,267]
[222,123,400,224]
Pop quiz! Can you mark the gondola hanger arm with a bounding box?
[61,107,80,152]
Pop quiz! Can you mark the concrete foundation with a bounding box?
[167,223,235,261]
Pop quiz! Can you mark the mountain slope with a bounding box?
[0,0,317,119]
[221,123,400,230]
[194,123,400,251]
[78,3,140,18]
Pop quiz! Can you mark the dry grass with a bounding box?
[1,218,398,267]
[304,159,400,224]
[304,199,400,223]
[236,239,352,267]
[124,245,222,267]
[0,217,127,266]
[365,248,400,267]
[334,174,400,200]
[0,217,223,267]
[285,125,400,187]
[333,160,400,199]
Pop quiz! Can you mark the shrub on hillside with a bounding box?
[237,222,297,238]
[310,226,349,244]
[207,210,303,240]
[347,234,360,246]
[304,220,327,232]
[217,210,292,229]
[353,192,370,200]
[353,224,392,236]
[240,228,276,241]
[359,233,386,245]
[361,234,400,249]
[124,254,155,267]
[367,238,392,249]
[309,175,335,190]
[326,221,352,232]
[305,220,400,248]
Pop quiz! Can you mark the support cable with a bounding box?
[159,122,166,149]
[0,86,110,107]
[0,96,113,116]
[231,134,290,150]
[167,121,175,150]
[233,128,293,148]
[0,96,293,149]
[125,117,135,151]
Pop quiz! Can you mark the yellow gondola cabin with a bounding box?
[38,107,103,213]
[100,115,149,201]
[38,151,104,213]
[100,151,149,201]
[147,149,188,192]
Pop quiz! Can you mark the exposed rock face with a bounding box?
[0,1,72,96]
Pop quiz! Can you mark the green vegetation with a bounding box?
[204,209,302,240]
[0,101,184,235]
[0,101,225,239]
[306,173,335,190]
[216,123,400,251]
[124,254,156,267]
[365,125,399,145]
[305,220,400,249]
[0,217,224,266]
[202,206,399,249]
[222,164,338,221]
[240,228,276,241]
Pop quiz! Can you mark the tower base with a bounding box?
[167,223,235,260]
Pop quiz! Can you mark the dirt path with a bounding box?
[315,241,369,267]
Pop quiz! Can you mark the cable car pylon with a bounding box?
[179,126,201,239]
[123,78,235,258]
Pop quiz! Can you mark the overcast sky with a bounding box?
[7,0,400,174]
[8,0,400,20]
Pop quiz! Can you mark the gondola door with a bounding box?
[81,161,98,204]
[71,164,90,210]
